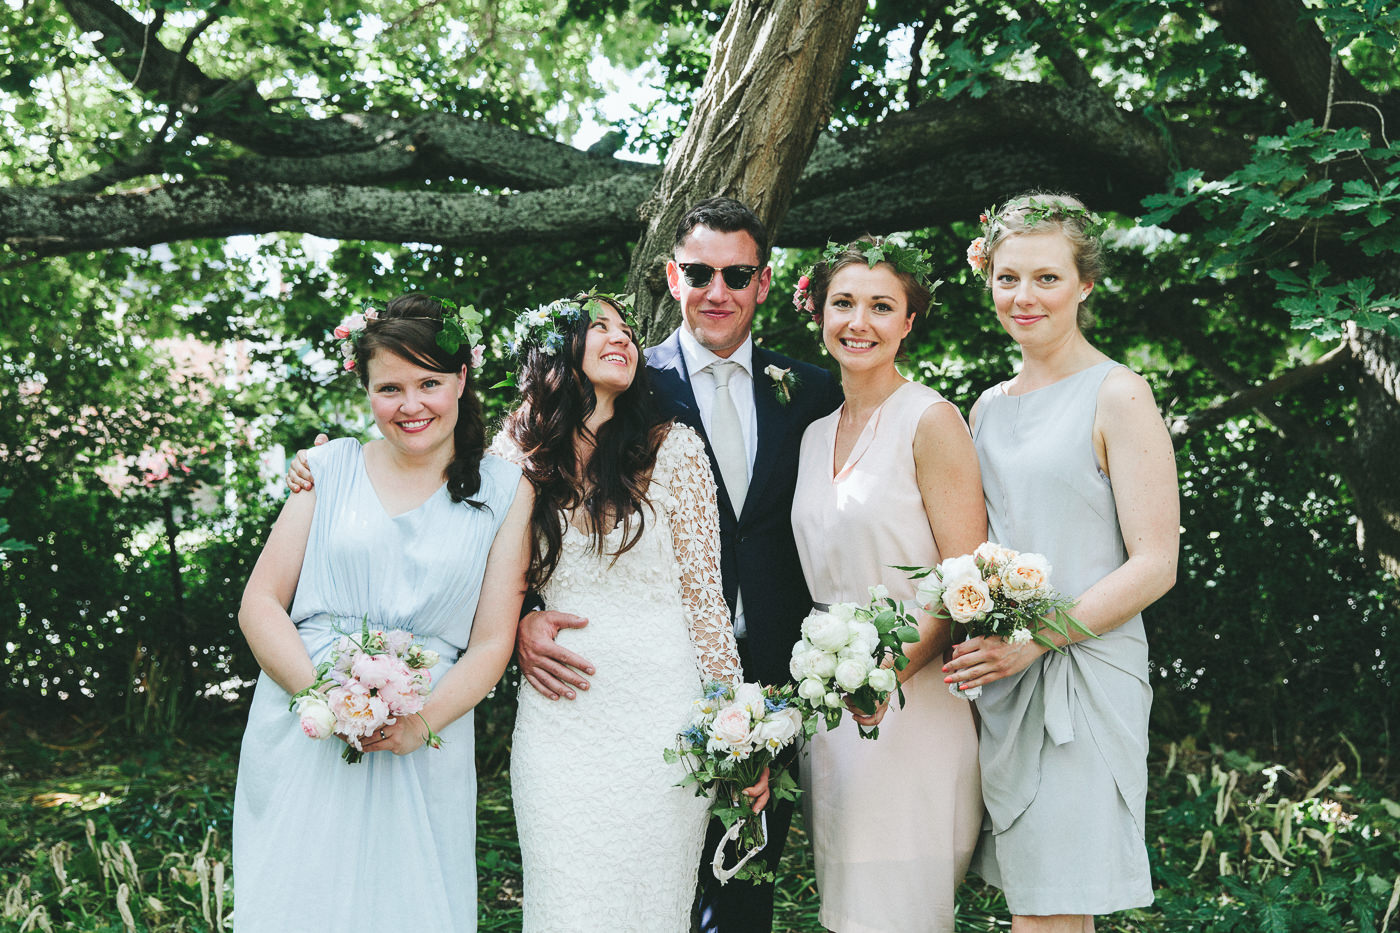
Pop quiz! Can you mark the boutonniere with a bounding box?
[764,364,799,405]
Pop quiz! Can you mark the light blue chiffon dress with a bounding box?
[970,360,1155,915]
[232,438,520,932]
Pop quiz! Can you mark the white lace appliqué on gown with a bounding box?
[494,425,741,933]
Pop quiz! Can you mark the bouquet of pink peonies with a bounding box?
[909,542,1093,699]
[788,588,922,740]
[663,681,804,884]
[290,619,444,763]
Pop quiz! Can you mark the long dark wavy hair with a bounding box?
[353,293,486,506]
[499,294,670,589]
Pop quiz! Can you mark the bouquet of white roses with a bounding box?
[290,618,444,763]
[788,587,921,740]
[910,542,1092,700]
[663,681,803,884]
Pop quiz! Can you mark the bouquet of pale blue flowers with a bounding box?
[664,681,802,884]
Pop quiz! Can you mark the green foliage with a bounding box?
[0,489,33,557]
[5,715,1396,931]
[1142,126,1400,338]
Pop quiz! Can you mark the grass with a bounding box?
[2,703,1397,932]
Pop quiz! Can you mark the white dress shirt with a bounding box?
[676,327,757,637]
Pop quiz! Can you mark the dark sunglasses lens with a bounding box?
[720,266,756,289]
[681,264,715,288]
[680,264,756,289]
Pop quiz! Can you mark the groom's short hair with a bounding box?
[674,197,769,265]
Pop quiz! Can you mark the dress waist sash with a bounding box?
[295,613,461,662]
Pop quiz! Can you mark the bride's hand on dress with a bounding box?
[943,635,1045,691]
[517,610,594,701]
[742,766,771,814]
[286,433,329,493]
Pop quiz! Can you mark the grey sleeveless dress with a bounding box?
[969,360,1154,915]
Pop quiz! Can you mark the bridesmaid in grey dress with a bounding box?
[943,195,1179,932]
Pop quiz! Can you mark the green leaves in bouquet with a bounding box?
[856,596,921,740]
[1021,602,1097,655]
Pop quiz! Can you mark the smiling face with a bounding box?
[990,231,1093,349]
[579,303,639,406]
[365,350,465,459]
[821,263,914,374]
[666,226,772,358]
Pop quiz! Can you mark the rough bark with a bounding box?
[621,0,868,339]
[1345,324,1400,576]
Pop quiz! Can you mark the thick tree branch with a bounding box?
[1169,342,1352,440]
[61,0,645,194]
[2,75,1261,257]
[1,175,656,254]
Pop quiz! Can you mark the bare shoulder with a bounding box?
[915,394,971,442]
[913,395,977,474]
[1098,365,1161,422]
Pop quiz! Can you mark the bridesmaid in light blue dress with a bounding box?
[233,295,532,932]
[944,196,1179,932]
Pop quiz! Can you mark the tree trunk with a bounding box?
[622,0,867,342]
[1345,324,1400,576]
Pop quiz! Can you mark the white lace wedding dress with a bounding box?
[495,425,743,933]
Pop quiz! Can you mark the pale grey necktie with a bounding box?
[707,360,748,514]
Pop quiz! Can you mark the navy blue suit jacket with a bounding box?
[647,330,843,688]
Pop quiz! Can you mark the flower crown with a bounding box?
[966,200,1106,280]
[332,299,485,372]
[503,292,639,360]
[792,238,939,320]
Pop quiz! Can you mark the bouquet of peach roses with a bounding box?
[909,542,1092,700]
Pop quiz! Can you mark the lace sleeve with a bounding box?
[660,426,744,685]
[487,430,527,468]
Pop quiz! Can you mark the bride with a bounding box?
[492,294,768,933]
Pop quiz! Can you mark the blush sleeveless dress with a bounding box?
[970,360,1154,914]
[232,438,521,932]
[791,380,984,933]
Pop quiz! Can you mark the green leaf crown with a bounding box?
[502,292,640,360]
[793,237,940,317]
[332,298,484,373]
[968,199,1107,280]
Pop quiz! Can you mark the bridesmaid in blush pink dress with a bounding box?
[790,238,986,933]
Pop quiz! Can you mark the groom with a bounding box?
[515,196,841,932]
